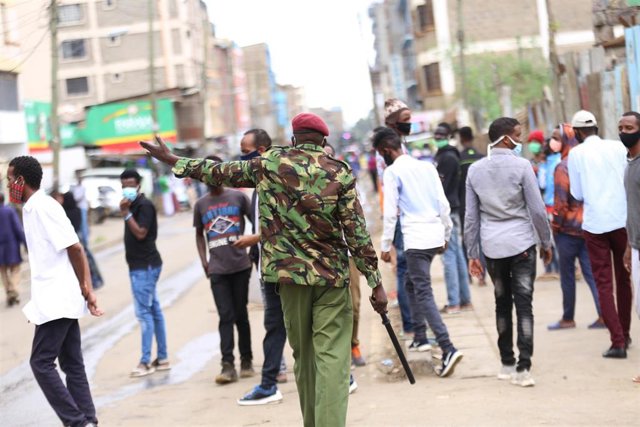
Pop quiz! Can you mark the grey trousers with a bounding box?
[405,248,455,353]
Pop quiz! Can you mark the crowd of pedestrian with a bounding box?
[2,104,639,427]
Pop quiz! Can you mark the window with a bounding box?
[103,0,117,10]
[423,63,441,94]
[61,39,86,60]
[58,4,83,25]
[0,72,18,110]
[417,1,435,32]
[66,77,89,96]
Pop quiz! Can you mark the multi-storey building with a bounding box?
[209,38,251,154]
[309,107,345,147]
[17,0,212,148]
[0,0,27,165]
[242,43,278,139]
[369,0,419,122]
[410,0,594,114]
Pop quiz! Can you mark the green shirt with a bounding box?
[173,143,382,288]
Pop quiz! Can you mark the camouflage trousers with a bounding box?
[280,283,353,427]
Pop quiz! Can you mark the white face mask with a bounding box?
[488,135,522,158]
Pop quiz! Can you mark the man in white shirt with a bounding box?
[568,110,632,359]
[6,156,103,427]
[374,128,463,378]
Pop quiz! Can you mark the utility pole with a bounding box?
[545,0,564,123]
[148,0,158,137]
[456,0,469,110]
[201,16,209,150]
[50,0,60,191]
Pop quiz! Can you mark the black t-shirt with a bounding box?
[124,194,162,269]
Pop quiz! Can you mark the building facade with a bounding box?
[410,0,594,113]
[0,0,28,166]
[16,0,212,150]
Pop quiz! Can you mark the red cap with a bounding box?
[291,113,329,137]
[527,130,544,143]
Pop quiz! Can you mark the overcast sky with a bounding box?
[204,0,377,126]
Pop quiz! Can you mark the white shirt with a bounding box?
[568,135,628,234]
[22,190,87,325]
[381,154,452,252]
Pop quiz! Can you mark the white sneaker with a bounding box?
[497,364,516,380]
[349,374,358,394]
[511,369,535,387]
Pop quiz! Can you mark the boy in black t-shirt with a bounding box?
[120,169,170,378]
[194,156,254,385]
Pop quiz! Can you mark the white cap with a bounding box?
[571,110,598,128]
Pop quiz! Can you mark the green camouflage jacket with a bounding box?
[173,143,381,288]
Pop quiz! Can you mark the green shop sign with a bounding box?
[24,100,78,152]
[82,98,177,152]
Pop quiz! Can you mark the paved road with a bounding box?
[1,208,638,426]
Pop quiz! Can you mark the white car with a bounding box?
[80,168,154,220]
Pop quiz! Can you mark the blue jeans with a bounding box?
[555,232,600,321]
[79,208,89,248]
[442,212,471,306]
[405,249,455,353]
[393,222,413,332]
[486,246,536,371]
[129,265,168,365]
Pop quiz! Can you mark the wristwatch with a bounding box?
[124,212,133,221]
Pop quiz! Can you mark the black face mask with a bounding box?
[575,131,585,143]
[383,152,395,166]
[619,131,640,148]
[396,122,412,136]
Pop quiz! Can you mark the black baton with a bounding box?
[380,313,415,384]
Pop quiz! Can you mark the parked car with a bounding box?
[80,168,154,222]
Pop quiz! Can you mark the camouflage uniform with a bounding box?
[173,142,381,427]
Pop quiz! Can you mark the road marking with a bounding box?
[0,261,205,425]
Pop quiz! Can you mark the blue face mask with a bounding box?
[122,187,138,201]
[240,150,260,161]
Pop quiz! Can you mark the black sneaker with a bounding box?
[408,338,431,352]
[237,385,283,406]
[439,349,463,377]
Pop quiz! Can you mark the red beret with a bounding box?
[292,113,329,137]
[527,129,544,143]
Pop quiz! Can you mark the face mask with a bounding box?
[575,130,584,143]
[396,122,412,135]
[488,135,521,158]
[435,139,449,149]
[549,138,562,153]
[383,152,395,166]
[240,150,260,161]
[513,141,523,156]
[9,178,25,204]
[619,131,640,148]
[122,187,138,201]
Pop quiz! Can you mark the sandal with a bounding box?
[633,375,640,384]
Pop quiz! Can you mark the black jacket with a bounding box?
[435,145,461,210]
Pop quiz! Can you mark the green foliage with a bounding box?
[455,53,550,124]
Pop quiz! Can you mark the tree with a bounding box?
[455,53,550,129]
